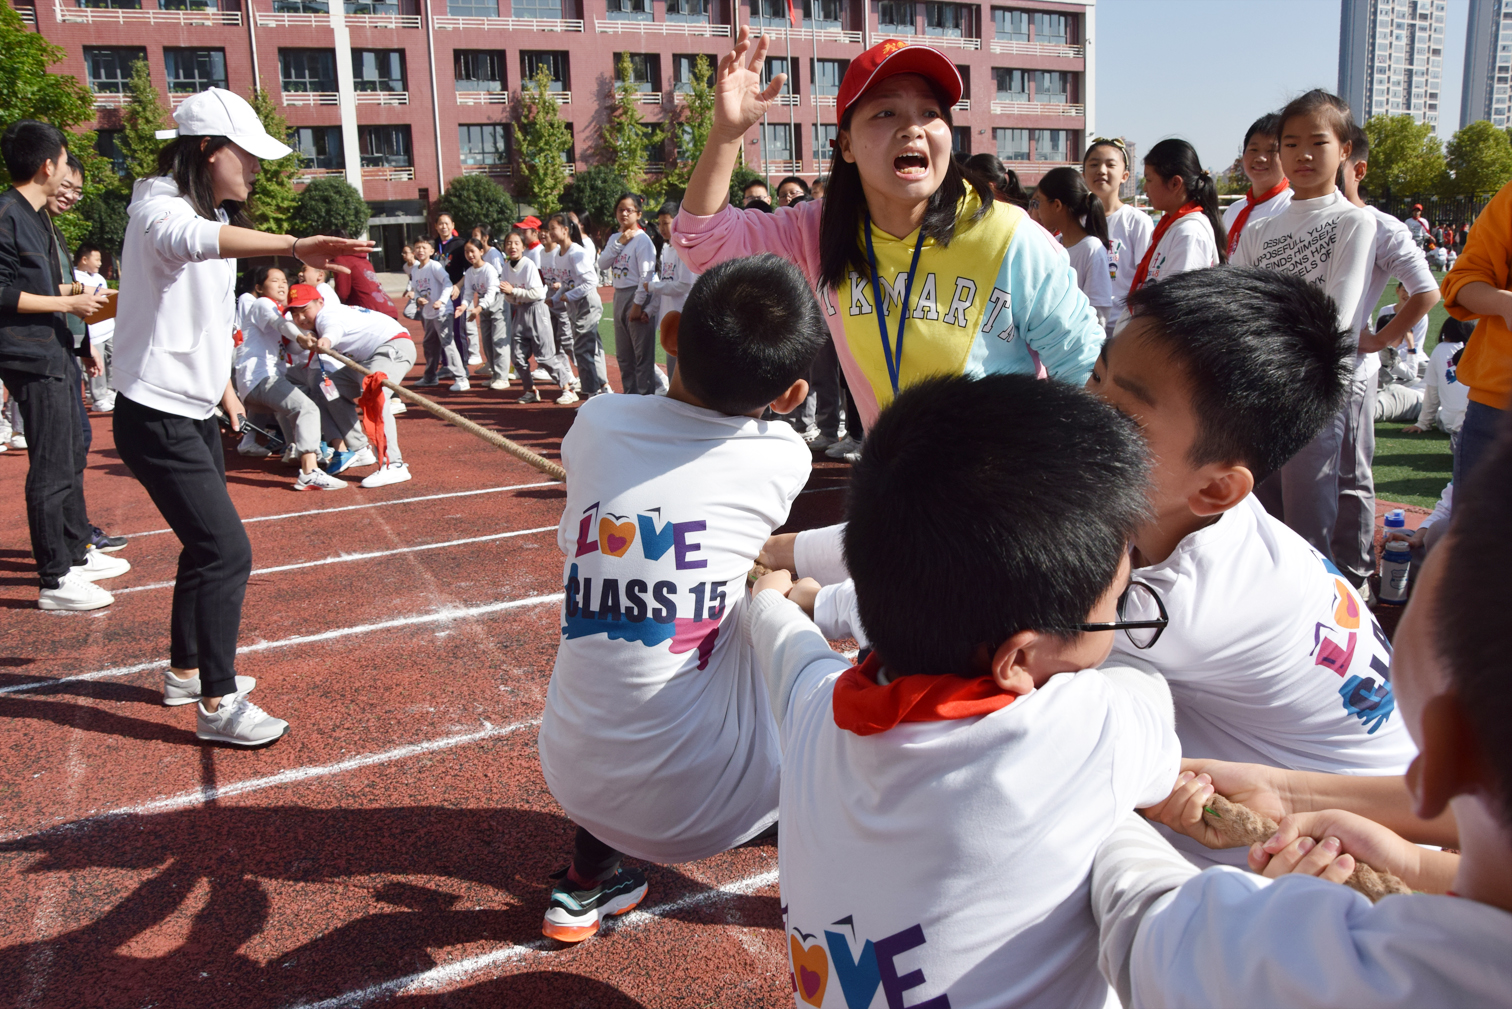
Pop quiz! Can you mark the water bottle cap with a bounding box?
[1384,509,1406,529]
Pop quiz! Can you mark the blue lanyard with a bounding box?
[864,216,927,396]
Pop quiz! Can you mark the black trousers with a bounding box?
[114,395,251,698]
[572,827,622,884]
[0,361,90,587]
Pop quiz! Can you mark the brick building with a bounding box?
[17,0,1094,267]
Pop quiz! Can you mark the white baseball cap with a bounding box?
[154,87,293,161]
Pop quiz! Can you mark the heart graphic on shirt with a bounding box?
[789,935,829,1006]
[1332,578,1361,630]
[598,518,636,558]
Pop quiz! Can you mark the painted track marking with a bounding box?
[288,868,781,1008]
[113,526,559,594]
[0,592,564,697]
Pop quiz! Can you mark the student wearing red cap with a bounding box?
[517,215,544,270]
[673,30,1102,430]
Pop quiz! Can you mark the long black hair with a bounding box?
[1035,166,1108,250]
[963,153,1028,208]
[546,211,582,247]
[817,92,995,292]
[1143,138,1226,264]
[155,136,252,228]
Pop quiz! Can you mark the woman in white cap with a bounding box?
[111,88,372,748]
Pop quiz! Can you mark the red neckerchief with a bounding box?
[1225,179,1289,257]
[527,240,541,250]
[1129,201,1203,293]
[831,652,1016,736]
[357,373,389,466]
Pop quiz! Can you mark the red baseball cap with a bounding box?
[1413,203,1423,210]
[285,283,323,309]
[516,215,543,229]
[835,39,962,126]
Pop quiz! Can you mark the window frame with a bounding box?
[352,49,406,93]
[294,125,345,170]
[358,124,413,168]
[162,47,228,94]
[520,50,569,91]
[280,48,338,93]
[454,49,506,91]
[458,123,511,165]
[84,47,148,94]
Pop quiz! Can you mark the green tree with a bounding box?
[562,164,629,235]
[246,87,302,234]
[601,52,655,197]
[663,53,714,197]
[73,185,131,260]
[119,58,170,182]
[435,173,517,237]
[0,0,95,128]
[516,66,573,215]
[1361,113,1445,199]
[729,163,766,206]
[292,176,370,238]
[1444,119,1512,196]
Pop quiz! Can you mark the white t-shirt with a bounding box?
[461,262,501,311]
[750,591,1180,1009]
[1404,214,1430,241]
[75,268,114,342]
[407,260,452,320]
[312,302,408,362]
[647,240,697,319]
[1111,496,1417,865]
[1106,204,1153,315]
[1065,235,1114,311]
[598,230,657,303]
[538,394,811,864]
[524,241,543,269]
[1234,191,1376,336]
[233,296,298,394]
[1356,205,1437,378]
[483,245,505,275]
[1423,338,1469,432]
[1220,185,1293,250]
[1140,212,1218,287]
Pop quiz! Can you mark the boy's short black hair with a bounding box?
[1242,112,1282,150]
[1347,122,1369,163]
[73,243,100,265]
[845,374,1149,679]
[2,120,67,183]
[1123,266,1354,481]
[1439,411,1512,829]
[675,253,826,415]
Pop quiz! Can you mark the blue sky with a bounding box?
[1097,0,1471,172]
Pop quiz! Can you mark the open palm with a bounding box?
[714,27,787,142]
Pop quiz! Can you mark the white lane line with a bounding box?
[122,482,560,538]
[289,868,780,1008]
[1,719,541,843]
[0,592,564,697]
[113,526,558,595]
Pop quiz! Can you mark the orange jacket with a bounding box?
[1442,178,1512,408]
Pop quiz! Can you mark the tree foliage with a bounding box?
[663,53,714,198]
[73,185,130,261]
[1360,114,1445,199]
[120,58,170,182]
[292,176,370,238]
[246,87,302,235]
[516,66,572,215]
[1444,119,1512,196]
[562,164,628,236]
[0,0,95,128]
[729,163,766,206]
[600,52,659,200]
[435,173,517,237]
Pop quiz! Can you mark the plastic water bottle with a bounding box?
[1379,510,1412,604]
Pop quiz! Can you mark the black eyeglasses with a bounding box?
[1073,579,1168,649]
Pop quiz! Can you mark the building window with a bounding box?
[805,0,840,27]
[763,123,794,162]
[605,0,651,20]
[665,0,706,21]
[924,2,965,37]
[359,125,412,167]
[512,0,562,16]
[345,0,400,14]
[78,0,142,9]
[878,0,914,33]
[295,126,345,169]
[459,123,510,164]
[1033,128,1070,161]
[164,48,227,93]
[763,56,793,95]
[94,130,127,175]
[84,47,146,93]
[521,51,568,91]
[455,50,506,91]
[812,58,847,96]
[993,67,1027,102]
[751,0,789,27]
[813,122,837,162]
[272,0,329,12]
[992,7,1027,40]
[672,53,705,93]
[615,52,658,92]
[448,0,498,15]
[994,127,1029,161]
[1035,70,1067,103]
[952,125,969,155]
[353,50,405,92]
[280,49,337,92]
[160,0,217,10]
[1032,11,1067,44]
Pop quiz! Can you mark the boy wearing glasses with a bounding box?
[1088,266,1418,868]
[751,373,1180,1009]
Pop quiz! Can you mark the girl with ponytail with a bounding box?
[1129,139,1225,293]
[1031,167,1114,331]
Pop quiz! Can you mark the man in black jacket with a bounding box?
[432,211,473,378]
[0,120,114,610]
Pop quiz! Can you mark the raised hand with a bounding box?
[711,27,787,145]
[292,236,375,275]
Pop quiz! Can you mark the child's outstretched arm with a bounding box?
[748,569,849,728]
[1252,809,1458,894]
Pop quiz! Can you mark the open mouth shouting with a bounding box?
[895,150,931,179]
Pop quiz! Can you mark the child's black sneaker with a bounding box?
[541,865,648,943]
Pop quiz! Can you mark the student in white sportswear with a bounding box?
[753,373,1178,1009]
[405,238,462,387]
[537,255,822,944]
[647,202,697,378]
[457,238,505,389]
[1084,137,1153,329]
[598,193,657,394]
[1130,139,1224,294]
[499,229,574,404]
[1220,112,1293,259]
[1032,167,1114,331]
[73,243,115,411]
[548,213,606,398]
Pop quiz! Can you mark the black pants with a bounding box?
[1,362,90,588]
[572,827,622,884]
[114,395,251,698]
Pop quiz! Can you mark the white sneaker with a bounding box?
[38,572,113,611]
[196,690,288,747]
[531,368,552,383]
[489,378,509,391]
[94,394,115,413]
[825,435,860,460]
[450,380,471,392]
[389,397,407,414]
[10,434,26,450]
[72,546,131,582]
[295,468,348,491]
[0,442,7,453]
[361,462,412,488]
[555,389,581,405]
[347,446,377,468]
[237,432,270,458]
[468,352,483,366]
[570,379,581,393]
[281,445,300,465]
[164,670,257,706]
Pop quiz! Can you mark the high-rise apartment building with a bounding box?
[17,0,1095,264]
[1461,0,1512,127]
[1338,0,1446,126]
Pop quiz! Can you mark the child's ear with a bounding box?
[769,378,809,416]
[1409,692,1486,822]
[989,632,1039,695]
[1188,464,1254,518]
[659,311,680,357]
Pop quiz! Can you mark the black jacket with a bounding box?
[0,187,73,377]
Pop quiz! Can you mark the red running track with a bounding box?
[0,326,854,1009]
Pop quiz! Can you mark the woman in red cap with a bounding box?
[673,29,1102,432]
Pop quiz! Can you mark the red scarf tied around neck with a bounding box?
[1129,201,1204,294]
[831,653,1017,736]
[1224,179,1289,258]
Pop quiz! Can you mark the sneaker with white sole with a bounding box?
[346,446,377,468]
[164,670,256,706]
[195,690,288,747]
[237,432,270,457]
[450,379,471,392]
[531,368,552,383]
[361,462,412,488]
[541,866,649,943]
[570,379,582,393]
[72,546,131,582]
[282,445,300,465]
[38,572,113,611]
[555,389,581,405]
[94,394,115,413]
[489,378,509,391]
[389,397,406,413]
[825,435,860,460]
[468,352,483,366]
[518,390,542,404]
[10,434,26,450]
[295,468,348,491]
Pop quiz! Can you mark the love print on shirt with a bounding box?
[782,906,950,1009]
